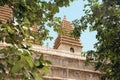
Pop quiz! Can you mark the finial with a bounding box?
[63,15,67,20]
[46,42,49,48]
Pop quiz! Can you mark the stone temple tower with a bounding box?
[54,16,82,54]
[0,5,101,79]
[0,5,13,23]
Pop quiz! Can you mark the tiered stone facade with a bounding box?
[32,45,101,80]
[0,5,101,80]
[0,5,13,23]
[54,16,82,54]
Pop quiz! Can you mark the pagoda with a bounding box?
[54,16,83,54]
[0,5,13,23]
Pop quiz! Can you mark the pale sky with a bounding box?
[44,0,97,52]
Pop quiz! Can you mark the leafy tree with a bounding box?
[0,0,74,79]
[72,0,120,80]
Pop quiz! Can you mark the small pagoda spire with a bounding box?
[63,15,67,20]
[46,42,49,48]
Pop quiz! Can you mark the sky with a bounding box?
[44,0,97,52]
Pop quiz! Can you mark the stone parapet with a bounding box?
[31,44,85,60]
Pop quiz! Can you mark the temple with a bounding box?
[0,5,101,80]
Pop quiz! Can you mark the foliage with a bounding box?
[72,0,120,80]
[0,0,74,79]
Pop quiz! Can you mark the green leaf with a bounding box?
[42,66,50,74]
[25,54,34,68]
[24,17,30,26]
[11,55,26,73]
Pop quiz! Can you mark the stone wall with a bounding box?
[57,44,82,54]
[44,54,95,71]
[0,43,100,80]
[43,53,101,80]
